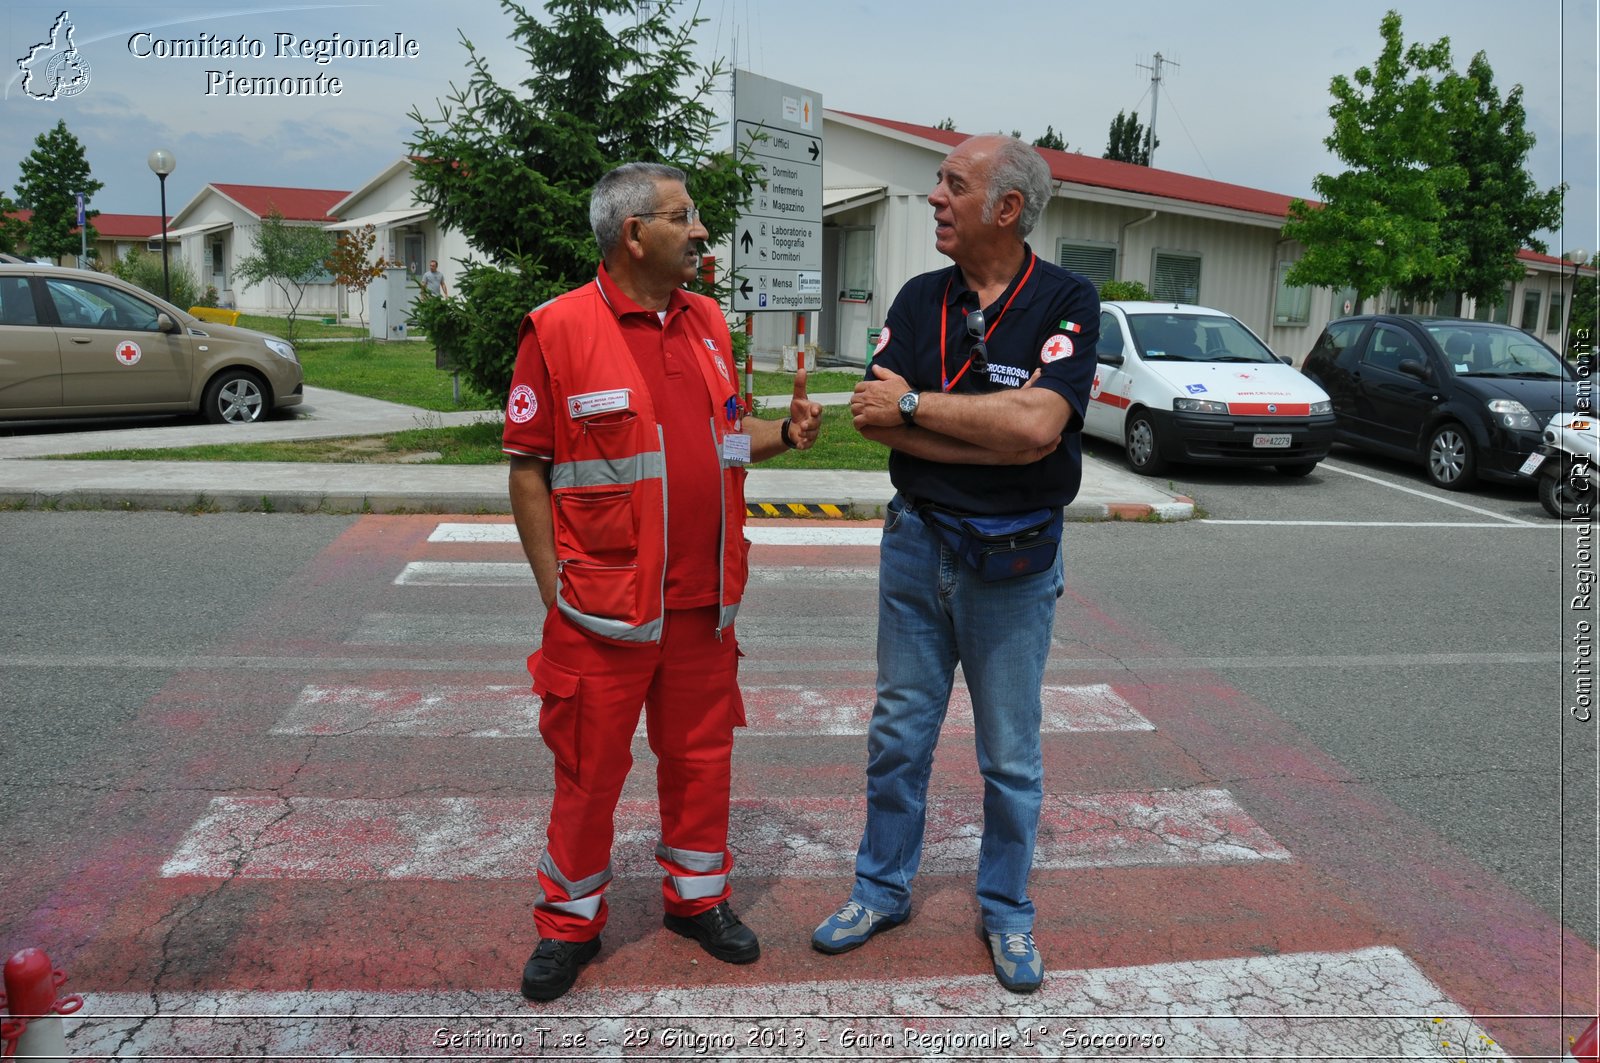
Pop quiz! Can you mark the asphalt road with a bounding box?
[0,469,1593,1057]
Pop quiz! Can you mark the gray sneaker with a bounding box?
[811,900,907,954]
[982,930,1043,993]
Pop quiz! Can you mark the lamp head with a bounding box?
[147,149,176,177]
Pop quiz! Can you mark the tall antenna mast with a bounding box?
[1135,52,1178,166]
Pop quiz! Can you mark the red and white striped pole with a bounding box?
[743,316,755,411]
[1,949,83,1061]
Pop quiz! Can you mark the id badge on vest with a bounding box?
[722,433,752,465]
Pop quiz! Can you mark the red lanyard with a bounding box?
[939,253,1037,391]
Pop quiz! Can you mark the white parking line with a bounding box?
[1315,460,1542,525]
[161,789,1287,879]
[67,948,1503,1059]
[1203,520,1551,528]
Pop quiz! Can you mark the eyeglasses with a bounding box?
[635,207,701,226]
[964,308,989,376]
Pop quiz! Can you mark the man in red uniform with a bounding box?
[504,161,822,1002]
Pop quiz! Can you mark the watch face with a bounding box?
[899,392,917,412]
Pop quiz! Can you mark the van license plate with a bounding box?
[1252,434,1292,448]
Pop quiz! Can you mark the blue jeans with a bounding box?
[851,494,1064,933]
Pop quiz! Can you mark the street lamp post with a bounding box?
[1568,249,1590,359]
[146,149,176,303]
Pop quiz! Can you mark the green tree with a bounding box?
[232,209,336,343]
[13,120,103,263]
[1104,110,1155,165]
[0,192,26,256]
[324,224,389,325]
[1283,11,1462,304]
[1437,51,1564,307]
[1569,259,1597,360]
[405,0,757,397]
[107,248,201,310]
[1033,126,1067,151]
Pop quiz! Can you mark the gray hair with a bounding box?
[981,137,1052,238]
[590,162,688,256]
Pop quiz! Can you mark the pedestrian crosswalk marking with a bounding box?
[392,561,882,586]
[274,682,1152,737]
[65,947,1503,1060]
[426,521,883,546]
[160,789,1285,880]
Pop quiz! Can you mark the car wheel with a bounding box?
[1276,462,1318,477]
[1539,459,1596,520]
[1424,422,1477,489]
[203,368,268,424]
[1124,410,1168,476]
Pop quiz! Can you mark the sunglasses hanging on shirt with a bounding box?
[937,253,1037,391]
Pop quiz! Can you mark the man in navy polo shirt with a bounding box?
[814,134,1098,993]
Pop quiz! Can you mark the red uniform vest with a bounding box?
[527,282,748,643]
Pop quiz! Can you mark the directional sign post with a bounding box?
[731,70,823,315]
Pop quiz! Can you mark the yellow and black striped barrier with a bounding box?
[745,501,851,519]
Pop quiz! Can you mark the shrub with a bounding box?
[1099,279,1153,302]
[107,248,202,310]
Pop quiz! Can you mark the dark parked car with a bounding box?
[1301,315,1579,489]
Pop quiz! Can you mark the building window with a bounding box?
[841,228,874,299]
[1520,288,1542,332]
[1151,251,1200,303]
[1331,287,1360,318]
[1273,262,1311,326]
[1472,286,1512,323]
[1057,242,1116,288]
[1547,291,1566,333]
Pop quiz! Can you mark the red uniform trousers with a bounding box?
[528,603,743,941]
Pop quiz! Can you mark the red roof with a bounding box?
[77,213,169,238]
[833,112,1300,220]
[211,183,349,221]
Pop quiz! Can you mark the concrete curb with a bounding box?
[0,483,1198,521]
[0,387,1197,521]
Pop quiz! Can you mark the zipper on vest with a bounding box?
[711,414,726,641]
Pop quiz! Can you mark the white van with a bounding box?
[1085,302,1336,477]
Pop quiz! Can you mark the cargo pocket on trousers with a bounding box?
[529,650,582,775]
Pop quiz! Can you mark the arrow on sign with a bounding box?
[808,140,819,162]
[738,280,753,298]
[741,230,753,253]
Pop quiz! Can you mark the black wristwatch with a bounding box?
[898,389,920,425]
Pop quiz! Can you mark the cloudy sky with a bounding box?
[2,0,1595,257]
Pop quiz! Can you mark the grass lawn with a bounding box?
[235,313,369,340]
[60,406,888,470]
[55,351,887,469]
[296,339,497,411]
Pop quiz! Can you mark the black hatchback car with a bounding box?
[1301,315,1579,489]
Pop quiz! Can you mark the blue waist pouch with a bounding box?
[921,505,1063,582]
